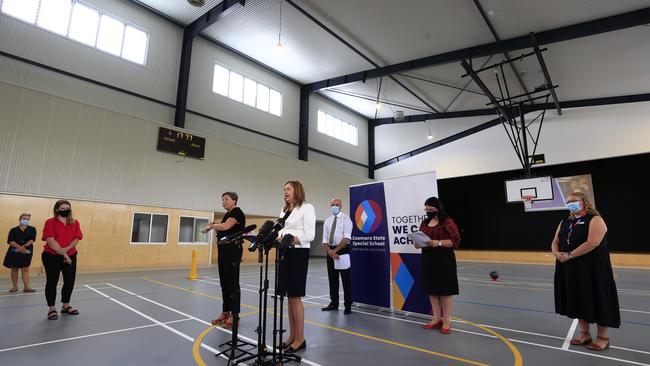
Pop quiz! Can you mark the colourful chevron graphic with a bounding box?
[391,253,414,310]
[354,199,383,233]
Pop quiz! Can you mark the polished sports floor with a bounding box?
[1,259,649,366]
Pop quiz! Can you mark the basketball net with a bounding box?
[522,195,535,210]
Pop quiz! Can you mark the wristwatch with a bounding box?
[437,241,442,247]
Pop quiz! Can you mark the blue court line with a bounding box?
[456,299,650,327]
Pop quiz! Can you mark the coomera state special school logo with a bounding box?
[354,200,383,233]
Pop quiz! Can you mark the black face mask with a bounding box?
[426,211,438,220]
[58,209,71,218]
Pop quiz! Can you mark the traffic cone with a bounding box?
[187,250,198,280]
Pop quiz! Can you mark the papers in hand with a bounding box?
[334,254,351,270]
[407,231,431,249]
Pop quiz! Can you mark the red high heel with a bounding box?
[440,325,451,334]
[421,320,442,329]
[569,331,592,346]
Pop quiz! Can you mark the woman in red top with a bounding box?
[419,197,461,334]
[41,200,83,320]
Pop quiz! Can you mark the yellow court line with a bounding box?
[142,277,259,310]
[192,324,217,366]
[146,277,488,366]
[455,316,523,366]
[301,318,488,366]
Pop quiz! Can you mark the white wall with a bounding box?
[0,82,370,219]
[375,102,650,180]
[0,0,181,104]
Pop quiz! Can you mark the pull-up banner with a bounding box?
[349,172,438,313]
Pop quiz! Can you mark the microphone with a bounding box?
[248,220,274,252]
[219,224,257,242]
[278,233,294,250]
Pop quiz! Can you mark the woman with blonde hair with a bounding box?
[551,192,619,351]
[42,200,83,320]
[277,180,315,353]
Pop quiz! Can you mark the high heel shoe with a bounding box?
[440,325,451,334]
[587,336,610,351]
[284,340,306,354]
[569,331,592,346]
[421,320,442,329]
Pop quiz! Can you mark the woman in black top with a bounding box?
[552,192,619,351]
[4,213,37,293]
[204,192,245,329]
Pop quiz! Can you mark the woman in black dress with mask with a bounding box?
[419,197,461,334]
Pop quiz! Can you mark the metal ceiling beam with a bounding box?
[306,7,650,92]
[460,59,511,119]
[372,108,497,126]
[174,0,245,128]
[373,91,650,170]
[472,0,533,104]
[283,0,438,112]
[530,33,562,115]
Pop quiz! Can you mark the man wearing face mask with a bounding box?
[321,198,353,314]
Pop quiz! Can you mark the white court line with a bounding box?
[84,285,240,364]
[105,283,323,366]
[200,278,650,358]
[0,318,190,353]
[621,308,650,315]
[562,318,579,350]
[0,286,114,298]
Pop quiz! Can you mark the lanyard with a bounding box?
[566,215,585,246]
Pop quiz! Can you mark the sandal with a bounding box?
[587,336,610,351]
[222,315,234,329]
[47,310,59,320]
[570,331,592,346]
[211,312,230,325]
[9,288,18,293]
[61,306,79,315]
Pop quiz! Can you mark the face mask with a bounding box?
[330,206,340,215]
[566,202,582,213]
[426,211,438,220]
[58,209,71,218]
[20,219,29,226]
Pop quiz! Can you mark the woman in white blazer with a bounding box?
[278,180,315,354]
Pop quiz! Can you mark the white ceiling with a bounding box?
[133,0,650,119]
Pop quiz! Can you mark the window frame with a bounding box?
[317,108,359,146]
[0,0,150,66]
[178,215,210,245]
[130,212,169,245]
[211,62,283,118]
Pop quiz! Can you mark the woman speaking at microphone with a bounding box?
[277,180,315,354]
[204,192,245,329]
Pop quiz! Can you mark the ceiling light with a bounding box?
[426,120,433,140]
[276,0,285,50]
[375,102,382,110]
[427,133,433,140]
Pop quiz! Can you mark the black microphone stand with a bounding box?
[214,238,256,365]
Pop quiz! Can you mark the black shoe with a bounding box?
[321,304,338,311]
[344,307,352,315]
[284,340,306,354]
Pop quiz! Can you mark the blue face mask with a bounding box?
[330,206,341,215]
[20,219,29,226]
[566,201,582,213]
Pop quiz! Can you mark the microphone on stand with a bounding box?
[248,220,274,252]
[219,224,257,242]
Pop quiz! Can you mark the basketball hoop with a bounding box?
[522,195,535,209]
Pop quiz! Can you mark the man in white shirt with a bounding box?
[321,198,353,314]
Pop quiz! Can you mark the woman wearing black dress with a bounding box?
[419,197,461,334]
[3,213,36,292]
[4,213,37,293]
[552,192,619,351]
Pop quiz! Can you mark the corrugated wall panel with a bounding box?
[0,84,22,192]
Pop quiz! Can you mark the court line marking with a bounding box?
[193,282,490,365]
[0,286,114,298]
[456,316,523,366]
[153,277,650,362]
[85,285,243,365]
[109,282,322,366]
[0,318,190,353]
[562,318,579,350]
